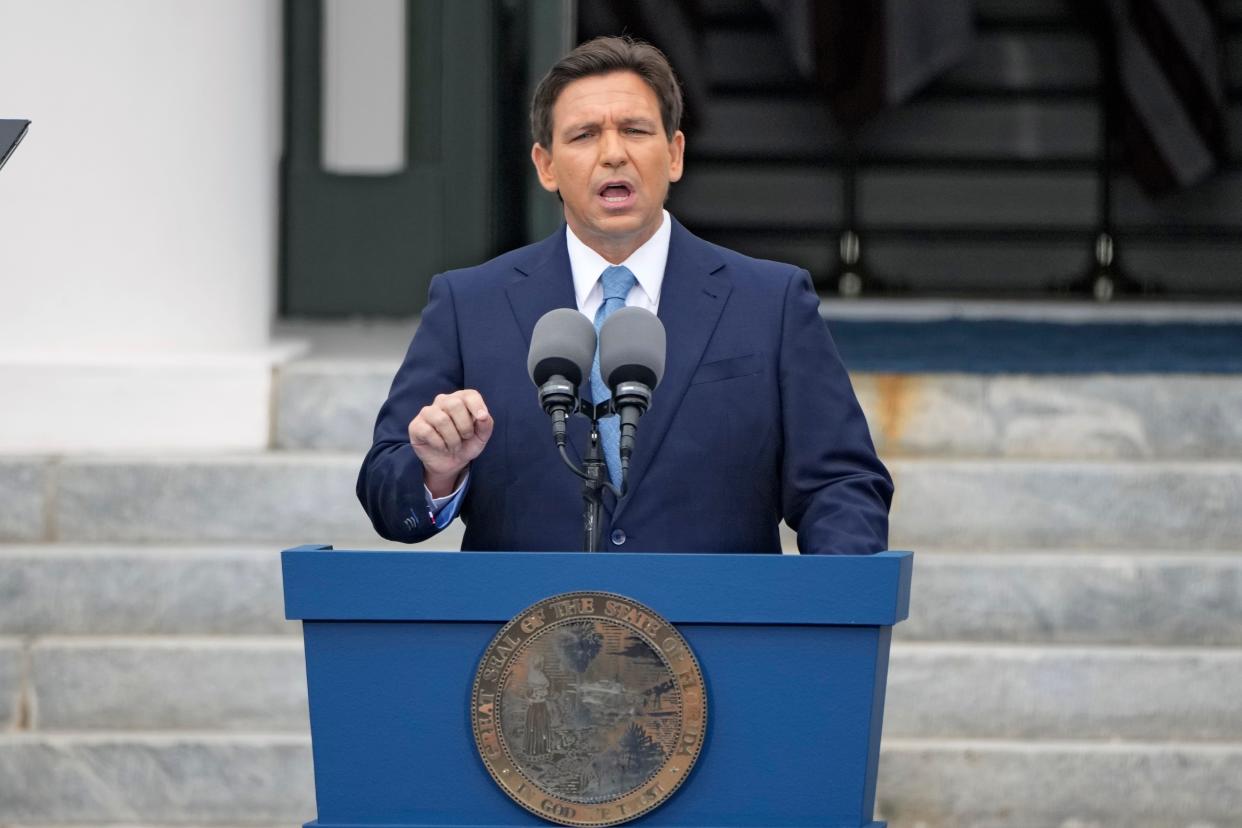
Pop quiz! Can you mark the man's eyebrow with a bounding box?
[561,120,601,136]
[617,116,657,128]
[560,115,657,137]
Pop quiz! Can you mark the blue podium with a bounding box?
[283,546,912,828]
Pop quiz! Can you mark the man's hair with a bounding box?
[530,36,684,150]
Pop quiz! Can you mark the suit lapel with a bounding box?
[506,226,576,345]
[613,221,730,519]
[505,227,593,466]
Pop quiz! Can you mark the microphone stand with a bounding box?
[552,399,621,553]
[581,418,608,553]
[546,395,633,553]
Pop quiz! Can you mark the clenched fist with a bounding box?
[408,390,494,497]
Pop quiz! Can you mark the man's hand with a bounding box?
[408,390,494,497]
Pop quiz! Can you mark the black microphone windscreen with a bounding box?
[527,308,597,386]
[599,306,666,390]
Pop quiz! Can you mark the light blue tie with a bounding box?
[591,265,637,488]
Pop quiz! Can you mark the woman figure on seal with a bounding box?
[523,653,552,757]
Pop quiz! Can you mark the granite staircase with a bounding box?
[2,316,1241,827]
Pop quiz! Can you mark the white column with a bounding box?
[0,0,294,453]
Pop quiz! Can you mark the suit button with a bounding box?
[610,529,626,546]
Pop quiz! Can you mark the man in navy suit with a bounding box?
[358,37,892,554]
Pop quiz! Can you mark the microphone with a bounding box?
[598,307,666,479]
[527,308,597,446]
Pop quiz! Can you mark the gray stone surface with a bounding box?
[30,639,307,731]
[34,443,1242,554]
[0,545,291,636]
[5,548,1236,648]
[885,643,1242,740]
[877,740,1242,828]
[986,375,1242,460]
[0,539,459,637]
[898,551,1242,645]
[853,374,994,458]
[55,454,375,542]
[0,639,23,729]
[2,734,1236,827]
[854,374,1242,459]
[0,734,313,824]
[0,458,49,542]
[280,363,1242,459]
[888,459,1242,549]
[275,361,393,451]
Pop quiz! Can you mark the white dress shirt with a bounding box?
[566,209,671,318]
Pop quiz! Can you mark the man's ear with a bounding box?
[668,130,686,183]
[531,143,559,193]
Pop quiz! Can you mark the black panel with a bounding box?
[663,0,1242,296]
[281,0,500,316]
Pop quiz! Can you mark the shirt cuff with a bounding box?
[424,471,469,528]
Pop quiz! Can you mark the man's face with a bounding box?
[531,70,685,262]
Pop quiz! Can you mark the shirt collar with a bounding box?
[566,210,671,308]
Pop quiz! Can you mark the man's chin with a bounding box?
[590,211,657,238]
[565,207,661,250]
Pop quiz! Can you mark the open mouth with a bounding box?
[598,181,634,205]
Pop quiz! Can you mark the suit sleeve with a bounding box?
[356,274,464,543]
[778,269,893,554]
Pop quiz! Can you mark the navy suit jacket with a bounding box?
[358,219,892,554]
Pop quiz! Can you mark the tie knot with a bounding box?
[600,265,637,303]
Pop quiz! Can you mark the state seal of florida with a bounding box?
[471,591,707,827]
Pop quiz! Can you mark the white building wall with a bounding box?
[0,0,291,453]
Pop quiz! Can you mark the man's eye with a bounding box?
[571,132,592,141]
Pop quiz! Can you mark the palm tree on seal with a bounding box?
[618,722,664,779]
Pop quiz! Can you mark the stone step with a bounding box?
[888,459,1242,550]
[0,536,419,638]
[877,739,1242,828]
[5,453,1239,547]
[9,454,373,543]
[856,373,1242,461]
[0,733,313,825]
[0,545,294,637]
[31,454,1242,551]
[2,546,1238,645]
[1,734,1237,826]
[902,551,1242,646]
[274,358,394,453]
[276,359,1242,459]
[0,637,22,729]
[884,643,1242,741]
[0,458,47,543]
[25,638,306,732]
[12,637,1242,741]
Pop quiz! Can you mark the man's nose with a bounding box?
[599,128,626,166]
